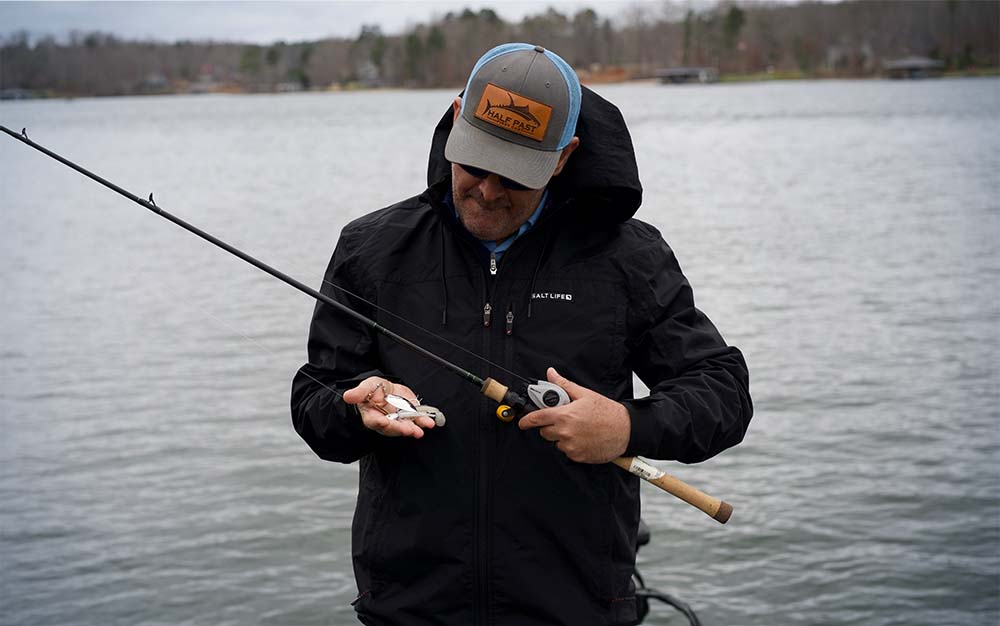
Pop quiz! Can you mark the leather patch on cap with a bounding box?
[474,83,552,142]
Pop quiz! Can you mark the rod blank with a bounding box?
[0,125,485,390]
[3,124,734,524]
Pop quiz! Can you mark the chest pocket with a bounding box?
[509,275,627,393]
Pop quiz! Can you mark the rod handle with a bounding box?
[481,377,508,403]
[612,456,732,524]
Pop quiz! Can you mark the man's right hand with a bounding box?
[343,377,436,439]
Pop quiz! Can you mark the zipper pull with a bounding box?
[505,305,514,336]
[483,302,492,327]
[489,252,498,276]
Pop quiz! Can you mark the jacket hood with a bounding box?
[427,85,643,224]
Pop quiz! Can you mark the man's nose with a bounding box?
[478,174,506,202]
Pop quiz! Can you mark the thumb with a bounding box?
[342,385,366,404]
[547,367,586,400]
[344,379,381,405]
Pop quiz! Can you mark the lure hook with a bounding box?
[21,128,28,140]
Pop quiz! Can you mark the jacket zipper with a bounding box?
[474,245,526,624]
[483,252,498,328]
[434,198,561,623]
[477,251,498,626]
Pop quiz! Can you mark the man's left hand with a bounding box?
[518,367,631,464]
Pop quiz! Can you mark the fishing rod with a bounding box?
[1,124,733,524]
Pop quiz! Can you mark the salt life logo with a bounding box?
[531,292,573,302]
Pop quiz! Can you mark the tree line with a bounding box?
[1,1,997,97]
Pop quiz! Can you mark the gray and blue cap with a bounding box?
[445,43,582,190]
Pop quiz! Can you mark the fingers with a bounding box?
[523,370,631,464]
[364,413,428,438]
[345,377,431,439]
[518,366,586,430]
[518,407,558,430]
[390,383,419,405]
[343,377,391,405]
[535,424,587,463]
[413,415,437,430]
[360,406,435,438]
[537,425,561,442]
[546,367,587,401]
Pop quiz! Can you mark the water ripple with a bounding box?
[2,80,999,626]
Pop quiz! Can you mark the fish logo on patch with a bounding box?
[475,83,552,142]
[484,92,542,126]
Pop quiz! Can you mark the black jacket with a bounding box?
[291,87,752,626]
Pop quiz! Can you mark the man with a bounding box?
[291,43,751,626]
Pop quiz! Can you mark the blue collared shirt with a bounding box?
[449,190,548,263]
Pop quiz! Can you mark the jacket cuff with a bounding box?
[622,399,659,458]
[342,397,373,436]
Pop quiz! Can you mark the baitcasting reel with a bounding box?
[494,380,570,422]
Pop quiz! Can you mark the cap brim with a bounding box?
[445,115,560,190]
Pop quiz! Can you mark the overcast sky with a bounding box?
[0,1,709,45]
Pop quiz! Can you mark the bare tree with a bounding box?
[1,1,996,97]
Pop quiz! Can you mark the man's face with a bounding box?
[449,97,579,243]
[451,164,546,243]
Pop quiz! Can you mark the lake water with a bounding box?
[1,79,998,626]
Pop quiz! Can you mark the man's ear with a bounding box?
[452,97,462,123]
[552,137,580,177]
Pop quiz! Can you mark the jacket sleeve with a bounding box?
[620,236,753,463]
[290,228,386,463]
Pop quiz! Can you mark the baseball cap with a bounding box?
[445,43,582,190]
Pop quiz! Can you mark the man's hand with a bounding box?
[343,377,436,439]
[518,367,631,464]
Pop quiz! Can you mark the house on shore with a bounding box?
[655,67,719,84]
[0,88,37,100]
[883,56,945,79]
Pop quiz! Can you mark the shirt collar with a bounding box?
[447,189,549,256]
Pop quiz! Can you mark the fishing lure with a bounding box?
[383,394,446,427]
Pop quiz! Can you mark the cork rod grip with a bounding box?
[480,378,509,403]
[611,456,733,524]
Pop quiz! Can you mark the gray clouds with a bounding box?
[1,1,643,45]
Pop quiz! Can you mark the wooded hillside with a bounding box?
[2,1,997,97]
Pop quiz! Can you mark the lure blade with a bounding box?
[384,394,446,427]
[384,394,416,412]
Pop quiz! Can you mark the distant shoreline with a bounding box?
[3,68,997,101]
